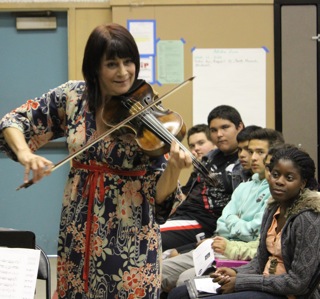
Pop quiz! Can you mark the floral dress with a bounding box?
[0,81,175,299]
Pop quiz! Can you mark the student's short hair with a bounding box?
[267,143,294,157]
[249,128,285,148]
[237,125,262,143]
[207,105,243,128]
[187,124,210,144]
[264,143,295,165]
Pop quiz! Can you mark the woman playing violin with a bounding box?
[0,23,192,298]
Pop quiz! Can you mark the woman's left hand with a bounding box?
[168,140,192,170]
[155,140,192,203]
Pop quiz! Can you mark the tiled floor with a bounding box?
[35,257,57,299]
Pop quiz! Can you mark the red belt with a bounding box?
[72,159,147,292]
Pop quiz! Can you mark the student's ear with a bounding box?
[301,179,307,191]
[237,122,244,132]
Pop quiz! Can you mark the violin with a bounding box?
[101,79,186,157]
[16,77,218,190]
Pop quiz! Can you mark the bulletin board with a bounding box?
[111,0,274,184]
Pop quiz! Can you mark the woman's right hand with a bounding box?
[16,150,53,183]
[3,128,54,184]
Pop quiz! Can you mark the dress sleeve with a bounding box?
[0,81,80,160]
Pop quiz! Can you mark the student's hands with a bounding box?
[211,267,236,278]
[212,236,227,254]
[210,267,236,294]
[17,150,53,183]
[215,277,236,294]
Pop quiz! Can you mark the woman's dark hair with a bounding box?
[207,105,243,129]
[82,23,140,113]
[268,146,318,190]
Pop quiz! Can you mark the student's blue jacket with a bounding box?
[216,173,270,242]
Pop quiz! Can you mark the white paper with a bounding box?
[193,48,266,127]
[193,238,215,276]
[0,247,40,299]
[128,20,155,55]
[194,277,220,294]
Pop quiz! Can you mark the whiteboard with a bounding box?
[192,48,266,127]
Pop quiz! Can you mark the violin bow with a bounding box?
[16,76,195,190]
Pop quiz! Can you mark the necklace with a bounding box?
[269,257,278,274]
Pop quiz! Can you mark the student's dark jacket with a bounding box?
[169,149,240,236]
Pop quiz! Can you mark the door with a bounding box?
[274,0,320,179]
[0,11,69,255]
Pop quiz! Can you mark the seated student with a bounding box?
[181,123,217,197]
[211,142,287,258]
[163,125,262,259]
[161,128,284,295]
[215,128,284,242]
[169,124,216,217]
[234,125,262,185]
[187,124,217,160]
[160,105,244,252]
[168,146,320,299]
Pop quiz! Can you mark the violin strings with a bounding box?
[144,113,210,177]
[129,101,211,179]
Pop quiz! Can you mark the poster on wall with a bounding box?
[127,20,156,56]
[138,56,155,84]
[192,48,267,127]
[157,40,184,84]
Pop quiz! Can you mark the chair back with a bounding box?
[0,229,35,248]
[0,229,51,299]
[36,244,50,280]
